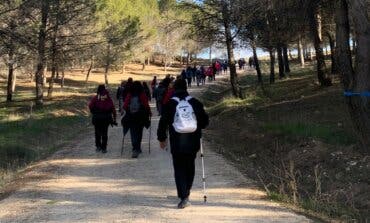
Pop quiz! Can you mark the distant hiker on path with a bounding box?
[116,81,126,113]
[143,82,151,101]
[150,76,157,98]
[157,79,209,209]
[122,81,152,158]
[89,85,117,154]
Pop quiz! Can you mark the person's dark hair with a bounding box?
[127,77,133,85]
[162,77,171,88]
[143,81,149,88]
[131,81,143,95]
[174,79,187,91]
[97,84,106,95]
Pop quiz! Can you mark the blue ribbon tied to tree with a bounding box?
[344,91,370,97]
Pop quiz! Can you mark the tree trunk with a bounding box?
[269,49,275,84]
[12,72,16,93]
[47,1,60,99]
[61,64,65,88]
[105,44,110,85]
[277,46,285,78]
[337,0,370,151]
[252,42,262,84]
[186,52,190,66]
[326,32,338,74]
[298,36,305,67]
[142,59,146,71]
[85,57,94,83]
[35,1,49,105]
[146,57,150,66]
[308,4,332,86]
[282,44,291,73]
[222,2,242,98]
[6,50,14,102]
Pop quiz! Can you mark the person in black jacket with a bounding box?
[157,79,209,209]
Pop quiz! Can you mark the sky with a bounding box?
[198,46,270,60]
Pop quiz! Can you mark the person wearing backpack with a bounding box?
[122,81,152,158]
[89,85,117,154]
[154,78,170,115]
[157,79,209,209]
[116,81,126,113]
[185,66,193,87]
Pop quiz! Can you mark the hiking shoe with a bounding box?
[96,147,102,152]
[131,151,139,158]
[177,198,191,209]
[101,149,107,154]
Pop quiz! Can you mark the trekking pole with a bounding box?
[148,116,152,154]
[200,138,207,203]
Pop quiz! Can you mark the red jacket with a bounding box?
[124,92,152,115]
[162,88,175,105]
[89,90,116,119]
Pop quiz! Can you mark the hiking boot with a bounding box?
[101,149,107,154]
[177,198,191,209]
[96,147,102,152]
[131,150,139,158]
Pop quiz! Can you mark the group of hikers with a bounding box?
[179,61,228,87]
[88,74,209,209]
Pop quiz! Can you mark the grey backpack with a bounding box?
[129,96,142,114]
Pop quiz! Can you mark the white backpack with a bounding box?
[172,96,197,133]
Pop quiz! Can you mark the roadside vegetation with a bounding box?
[202,60,368,221]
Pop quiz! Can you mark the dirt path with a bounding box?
[0,79,312,222]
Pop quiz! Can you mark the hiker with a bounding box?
[215,61,221,75]
[196,67,202,86]
[181,69,187,80]
[162,79,175,105]
[157,79,209,209]
[150,76,157,98]
[249,57,254,68]
[206,66,214,81]
[89,85,117,154]
[200,65,206,85]
[122,81,152,158]
[122,77,133,102]
[116,81,126,113]
[192,65,197,82]
[154,79,169,115]
[222,61,228,74]
[143,82,151,101]
[186,66,193,87]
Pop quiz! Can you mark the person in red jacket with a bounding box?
[89,85,117,153]
[122,81,152,158]
[162,81,175,105]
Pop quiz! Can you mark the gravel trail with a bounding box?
[0,84,312,223]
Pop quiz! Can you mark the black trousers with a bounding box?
[94,122,109,150]
[123,125,144,152]
[172,153,197,200]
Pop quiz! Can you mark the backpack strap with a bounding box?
[185,96,192,101]
[171,96,192,103]
[171,97,180,103]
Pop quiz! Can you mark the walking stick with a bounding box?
[200,138,207,203]
[148,116,152,154]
